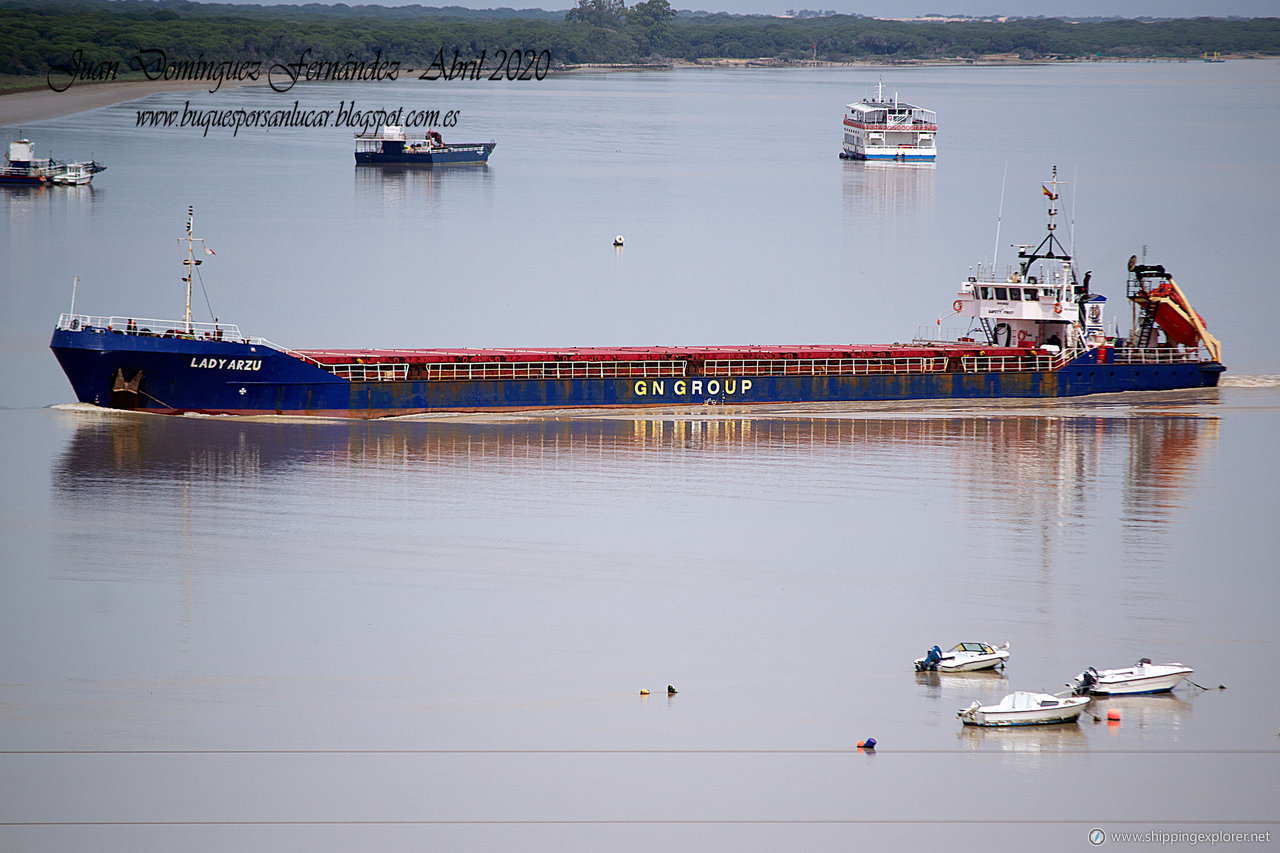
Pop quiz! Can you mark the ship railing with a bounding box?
[325,362,410,381]
[704,357,948,377]
[961,351,1070,373]
[416,360,688,382]
[57,313,247,342]
[1111,345,1204,364]
[914,326,978,344]
[252,338,330,368]
[846,117,938,130]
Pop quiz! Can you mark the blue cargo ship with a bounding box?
[354,125,495,166]
[49,175,1223,419]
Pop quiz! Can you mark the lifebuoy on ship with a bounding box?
[1054,302,1063,314]
[953,300,964,313]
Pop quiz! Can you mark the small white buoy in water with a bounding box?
[614,235,624,247]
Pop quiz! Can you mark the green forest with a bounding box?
[2,0,1278,80]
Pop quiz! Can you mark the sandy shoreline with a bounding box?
[0,80,229,127]
[2,54,1254,127]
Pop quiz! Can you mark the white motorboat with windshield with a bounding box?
[1069,658,1193,696]
[958,691,1090,727]
[914,642,1010,672]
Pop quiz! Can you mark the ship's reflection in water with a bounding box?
[52,401,1218,578]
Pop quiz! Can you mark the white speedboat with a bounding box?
[1069,659,1193,696]
[958,691,1090,727]
[915,642,1009,672]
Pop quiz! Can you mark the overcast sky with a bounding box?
[217,0,1277,18]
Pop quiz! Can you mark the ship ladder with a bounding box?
[976,317,996,354]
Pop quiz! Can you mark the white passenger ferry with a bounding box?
[839,83,937,162]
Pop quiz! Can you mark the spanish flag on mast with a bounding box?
[1042,185,1054,198]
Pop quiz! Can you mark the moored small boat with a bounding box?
[354,125,495,166]
[914,642,1010,672]
[2,138,105,186]
[958,691,1090,727]
[1069,659,1193,696]
[51,162,98,185]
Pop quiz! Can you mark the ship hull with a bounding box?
[0,174,54,185]
[50,329,1225,419]
[841,149,936,163]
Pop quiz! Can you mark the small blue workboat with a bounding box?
[354,125,495,166]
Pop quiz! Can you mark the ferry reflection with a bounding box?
[841,159,935,217]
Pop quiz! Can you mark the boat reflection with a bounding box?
[957,719,1088,753]
[915,667,1009,703]
[353,160,492,210]
[1087,692,1195,742]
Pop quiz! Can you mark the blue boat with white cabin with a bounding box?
[354,125,495,166]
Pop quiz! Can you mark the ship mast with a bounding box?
[1018,165,1073,280]
[179,206,206,334]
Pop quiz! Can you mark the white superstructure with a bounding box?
[950,167,1105,353]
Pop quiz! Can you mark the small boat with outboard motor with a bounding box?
[958,691,1091,727]
[1069,658,1194,696]
[914,642,1010,672]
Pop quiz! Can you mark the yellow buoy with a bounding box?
[640,688,650,695]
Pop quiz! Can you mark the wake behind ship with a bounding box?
[50,174,1223,419]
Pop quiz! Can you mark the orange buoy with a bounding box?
[1106,709,1121,722]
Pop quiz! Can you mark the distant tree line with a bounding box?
[2,0,1277,78]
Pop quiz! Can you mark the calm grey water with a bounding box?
[2,61,1279,851]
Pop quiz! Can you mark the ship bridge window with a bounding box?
[1042,288,1054,299]
[1007,289,1022,301]
[978,286,994,300]
[1023,289,1039,301]
[994,287,1008,300]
